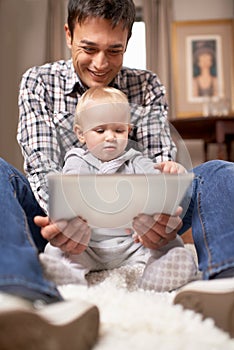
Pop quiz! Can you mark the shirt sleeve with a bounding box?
[17,68,64,213]
[129,72,177,163]
[131,153,161,174]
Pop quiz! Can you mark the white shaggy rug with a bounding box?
[54,263,234,350]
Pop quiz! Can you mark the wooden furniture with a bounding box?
[171,115,234,161]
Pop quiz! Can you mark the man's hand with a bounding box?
[34,216,91,254]
[132,207,183,249]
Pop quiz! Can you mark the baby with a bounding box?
[45,86,197,291]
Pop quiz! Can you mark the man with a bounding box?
[0,0,233,347]
[18,0,180,255]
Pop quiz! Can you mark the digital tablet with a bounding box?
[47,173,194,229]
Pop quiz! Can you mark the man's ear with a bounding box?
[64,23,72,49]
[74,124,86,144]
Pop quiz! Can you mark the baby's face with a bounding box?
[80,103,130,161]
[84,122,130,161]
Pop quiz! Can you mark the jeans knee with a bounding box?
[193,159,232,177]
[0,158,12,178]
[205,159,226,167]
[0,157,9,168]
[0,158,26,186]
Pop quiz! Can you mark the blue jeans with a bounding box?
[0,158,62,302]
[179,159,234,279]
[0,158,233,300]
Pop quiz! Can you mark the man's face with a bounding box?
[65,17,128,87]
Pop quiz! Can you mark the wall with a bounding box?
[0,0,68,171]
[173,0,234,21]
[0,0,50,171]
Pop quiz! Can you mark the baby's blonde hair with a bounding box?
[74,86,130,128]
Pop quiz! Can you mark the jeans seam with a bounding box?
[197,191,212,266]
[196,174,234,277]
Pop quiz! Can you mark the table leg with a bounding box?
[216,122,226,160]
[204,142,209,161]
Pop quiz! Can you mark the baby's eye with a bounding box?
[116,129,125,133]
[95,128,104,134]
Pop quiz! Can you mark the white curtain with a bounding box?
[143,0,175,119]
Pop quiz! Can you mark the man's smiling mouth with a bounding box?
[88,69,109,77]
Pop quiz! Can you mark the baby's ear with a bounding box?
[74,124,85,144]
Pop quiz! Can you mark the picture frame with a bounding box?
[172,19,234,118]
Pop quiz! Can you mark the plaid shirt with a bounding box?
[17,59,176,212]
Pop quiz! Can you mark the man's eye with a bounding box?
[82,46,96,53]
[108,49,123,55]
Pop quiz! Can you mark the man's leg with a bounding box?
[175,160,234,338]
[180,160,234,279]
[0,158,99,349]
[0,158,61,302]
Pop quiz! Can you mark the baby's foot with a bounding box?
[138,247,198,292]
[39,253,88,286]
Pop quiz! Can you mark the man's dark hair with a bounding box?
[67,0,136,42]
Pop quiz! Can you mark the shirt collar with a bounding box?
[64,60,87,96]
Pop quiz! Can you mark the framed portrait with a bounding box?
[172,19,234,118]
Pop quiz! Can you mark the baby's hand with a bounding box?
[125,228,140,243]
[155,161,186,174]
